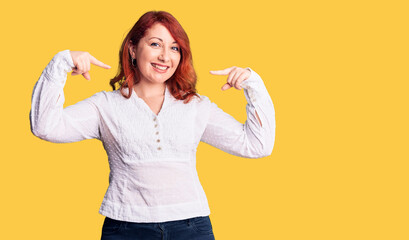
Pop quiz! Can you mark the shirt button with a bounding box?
[155,132,159,135]
[157,147,162,150]
[153,117,157,121]
[154,124,158,127]
[156,139,160,142]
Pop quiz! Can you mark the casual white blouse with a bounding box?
[30,49,276,223]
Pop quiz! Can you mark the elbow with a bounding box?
[262,133,276,158]
[250,132,276,158]
[251,136,275,159]
[31,128,62,143]
[242,122,275,159]
[30,113,58,142]
[261,141,274,158]
[30,120,53,142]
[30,119,45,140]
[240,142,271,159]
[253,145,273,158]
[31,126,49,141]
[30,110,46,140]
[30,118,41,138]
[259,127,276,158]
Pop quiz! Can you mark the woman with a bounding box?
[30,10,275,240]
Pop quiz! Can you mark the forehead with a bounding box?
[144,23,176,42]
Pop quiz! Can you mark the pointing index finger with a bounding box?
[89,55,111,69]
[209,67,234,75]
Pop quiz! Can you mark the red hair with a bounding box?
[109,11,199,103]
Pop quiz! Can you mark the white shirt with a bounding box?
[30,49,276,223]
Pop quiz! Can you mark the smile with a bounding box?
[151,63,169,71]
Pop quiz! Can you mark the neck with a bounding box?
[133,81,166,98]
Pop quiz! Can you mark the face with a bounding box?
[130,23,181,85]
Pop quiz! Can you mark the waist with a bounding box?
[99,199,211,223]
[106,160,199,205]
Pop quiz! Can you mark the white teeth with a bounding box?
[152,63,167,70]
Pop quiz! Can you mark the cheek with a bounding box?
[136,61,146,74]
[137,53,151,71]
[173,56,181,69]
[136,48,152,65]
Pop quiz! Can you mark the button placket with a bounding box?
[153,116,161,150]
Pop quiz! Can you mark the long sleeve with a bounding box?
[200,68,276,158]
[29,49,101,143]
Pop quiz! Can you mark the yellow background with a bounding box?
[1,0,408,239]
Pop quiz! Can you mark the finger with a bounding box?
[226,68,239,87]
[89,55,111,69]
[83,72,91,80]
[233,71,247,90]
[71,71,80,76]
[79,59,87,73]
[84,59,91,73]
[80,58,89,73]
[209,66,234,75]
[221,83,232,91]
[234,71,247,90]
[75,62,85,74]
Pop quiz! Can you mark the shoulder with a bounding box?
[83,89,122,105]
[169,91,212,105]
[188,93,219,116]
[189,92,212,106]
[195,92,220,108]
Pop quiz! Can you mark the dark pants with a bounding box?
[101,216,215,240]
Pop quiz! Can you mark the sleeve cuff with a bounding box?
[240,67,265,106]
[43,49,74,86]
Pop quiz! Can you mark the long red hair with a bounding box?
[109,11,199,103]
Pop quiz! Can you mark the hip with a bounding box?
[101,215,215,240]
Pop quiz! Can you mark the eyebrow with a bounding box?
[149,37,178,44]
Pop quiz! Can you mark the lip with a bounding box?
[151,63,170,68]
[151,63,169,73]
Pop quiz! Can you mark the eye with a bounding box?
[172,46,179,51]
[150,42,160,47]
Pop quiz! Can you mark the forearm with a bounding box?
[30,50,100,142]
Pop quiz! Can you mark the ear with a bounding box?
[128,43,135,59]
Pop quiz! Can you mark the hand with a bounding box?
[210,66,251,91]
[69,51,111,80]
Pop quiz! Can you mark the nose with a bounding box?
[159,47,170,62]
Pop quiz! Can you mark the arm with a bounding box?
[29,50,101,143]
[200,68,276,158]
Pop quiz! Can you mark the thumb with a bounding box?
[82,72,91,80]
[221,83,232,91]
